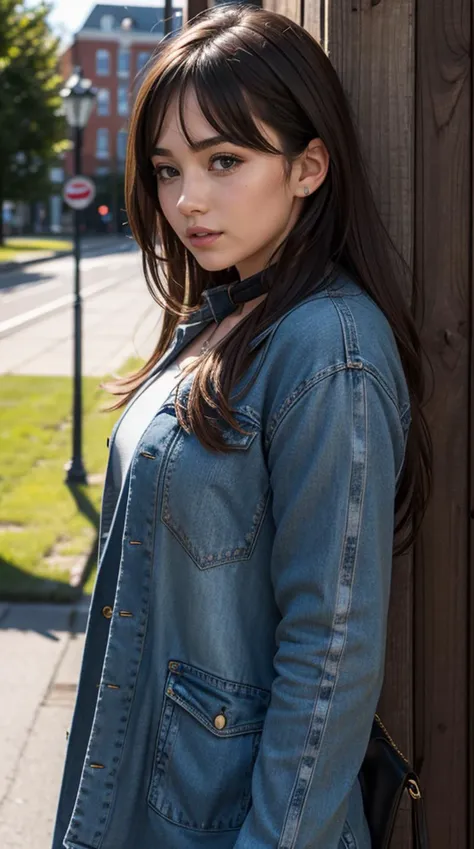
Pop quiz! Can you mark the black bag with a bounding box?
[358,714,429,849]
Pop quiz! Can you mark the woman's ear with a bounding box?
[294,138,330,199]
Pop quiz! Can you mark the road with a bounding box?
[0,241,163,376]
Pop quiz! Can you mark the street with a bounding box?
[0,240,163,376]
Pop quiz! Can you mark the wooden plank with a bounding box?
[262,0,301,24]
[304,3,415,847]
[414,1,470,847]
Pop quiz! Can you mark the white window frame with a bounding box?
[96,89,110,117]
[96,128,109,159]
[117,85,129,117]
[96,49,110,76]
[137,51,151,72]
[117,47,130,77]
[100,14,115,31]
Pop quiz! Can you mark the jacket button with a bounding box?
[214,714,227,730]
[101,605,113,619]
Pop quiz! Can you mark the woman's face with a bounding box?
[151,87,309,280]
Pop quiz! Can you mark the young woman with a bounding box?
[52,5,432,849]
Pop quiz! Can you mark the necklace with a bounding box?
[200,303,245,355]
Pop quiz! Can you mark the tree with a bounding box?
[0,1,68,244]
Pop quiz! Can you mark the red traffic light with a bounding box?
[98,205,109,216]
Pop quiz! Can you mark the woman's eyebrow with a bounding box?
[152,134,234,156]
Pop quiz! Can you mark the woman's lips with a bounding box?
[188,232,222,247]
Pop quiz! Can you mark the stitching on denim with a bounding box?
[148,669,264,831]
[277,367,368,849]
[174,661,272,698]
[161,427,268,569]
[249,276,363,350]
[266,364,348,448]
[168,689,265,737]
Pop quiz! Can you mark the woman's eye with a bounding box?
[154,154,242,183]
[154,165,178,182]
[210,154,241,172]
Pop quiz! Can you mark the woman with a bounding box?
[52,5,432,849]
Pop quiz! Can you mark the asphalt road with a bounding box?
[0,242,163,376]
[0,239,138,335]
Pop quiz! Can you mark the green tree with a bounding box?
[0,1,68,243]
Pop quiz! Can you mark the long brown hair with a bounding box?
[107,3,432,555]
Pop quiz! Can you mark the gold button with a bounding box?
[214,713,227,730]
[101,605,113,619]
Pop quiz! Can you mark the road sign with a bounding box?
[63,176,96,210]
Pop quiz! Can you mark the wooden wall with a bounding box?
[184,1,472,846]
[261,1,471,847]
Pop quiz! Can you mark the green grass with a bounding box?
[0,358,143,601]
[0,238,73,262]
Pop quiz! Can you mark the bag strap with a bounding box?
[408,777,429,849]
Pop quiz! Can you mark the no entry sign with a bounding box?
[63,176,96,210]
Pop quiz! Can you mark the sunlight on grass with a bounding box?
[0,357,144,601]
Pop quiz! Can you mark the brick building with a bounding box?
[59,3,183,231]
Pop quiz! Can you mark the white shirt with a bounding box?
[111,360,182,492]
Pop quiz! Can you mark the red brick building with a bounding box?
[60,3,183,230]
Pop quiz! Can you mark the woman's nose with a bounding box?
[176,175,210,216]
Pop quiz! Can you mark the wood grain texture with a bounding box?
[262,0,301,24]
[414,1,470,847]
[306,3,416,846]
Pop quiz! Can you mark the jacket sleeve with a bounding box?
[233,364,409,849]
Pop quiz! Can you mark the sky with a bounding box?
[41,1,171,46]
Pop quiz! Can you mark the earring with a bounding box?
[303,186,310,196]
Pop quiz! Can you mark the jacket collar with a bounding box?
[185,266,274,326]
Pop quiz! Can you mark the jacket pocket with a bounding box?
[161,406,270,569]
[148,660,271,832]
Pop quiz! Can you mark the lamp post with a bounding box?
[60,68,97,485]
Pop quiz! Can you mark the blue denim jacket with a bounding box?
[52,270,411,849]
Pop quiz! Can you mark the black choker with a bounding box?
[200,267,273,323]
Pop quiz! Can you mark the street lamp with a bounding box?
[60,68,97,485]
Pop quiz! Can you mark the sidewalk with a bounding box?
[0,234,130,273]
[0,601,88,848]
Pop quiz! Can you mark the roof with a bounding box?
[80,4,168,34]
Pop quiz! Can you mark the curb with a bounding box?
[0,250,73,274]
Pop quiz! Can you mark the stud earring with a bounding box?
[303,186,310,196]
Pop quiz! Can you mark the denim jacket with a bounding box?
[52,270,411,849]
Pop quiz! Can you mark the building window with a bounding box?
[137,51,151,72]
[117,129,128,163]
[118,47,130,76]
[96,166,110,176]
[117,85,129,117]
[97,89,110,117]
[172,9,183,33]
[96,49,110,76]
[100,14,115,31]
[96,128,109,159]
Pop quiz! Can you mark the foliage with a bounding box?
[0,1,68,223]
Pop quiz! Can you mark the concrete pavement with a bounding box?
[0,247,162,376]
[0,602,88,848]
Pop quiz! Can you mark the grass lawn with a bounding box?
[0,237,73,263]
[0,358,143,602]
